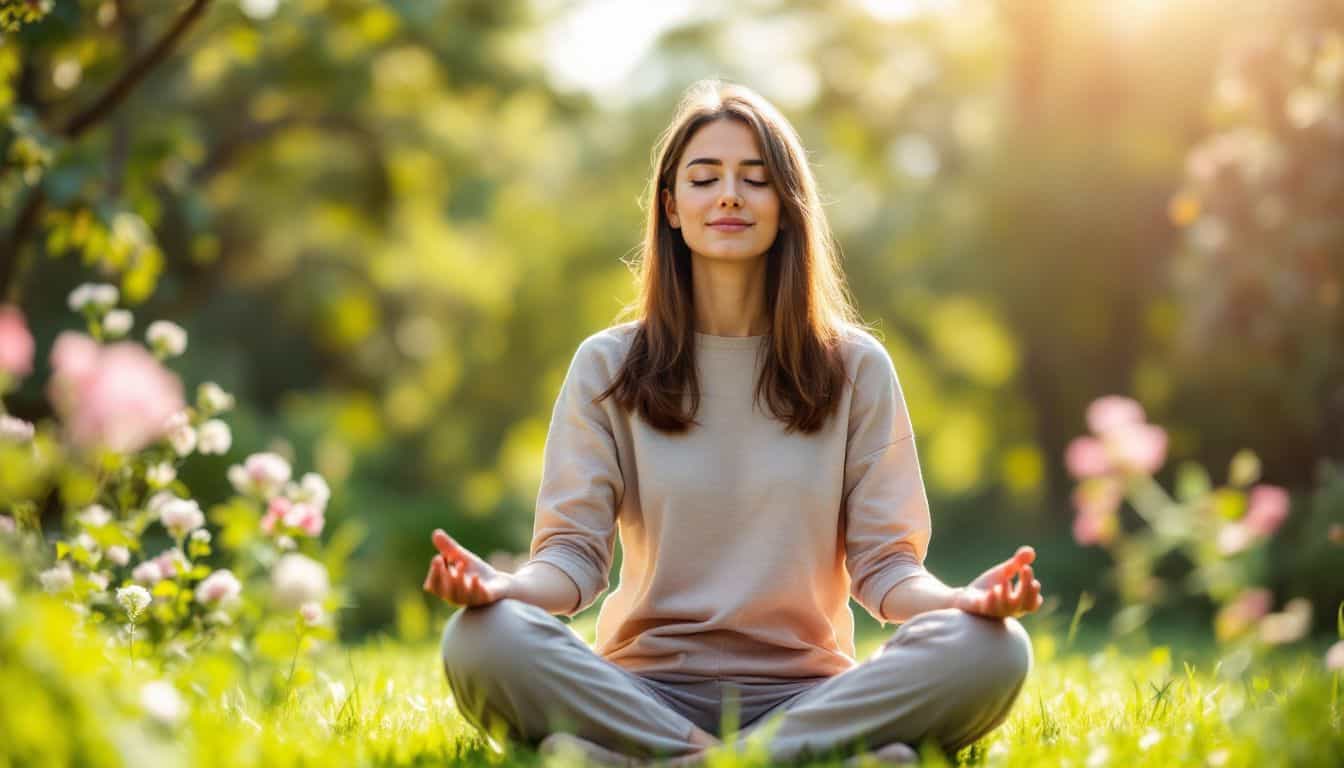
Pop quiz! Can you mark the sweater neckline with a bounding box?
[694,331,769,350]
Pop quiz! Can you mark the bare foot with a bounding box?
[538,733,641,767]
[687,726,721,749]
[841,741,920,766]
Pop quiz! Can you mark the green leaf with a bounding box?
[1175,461,1212,503]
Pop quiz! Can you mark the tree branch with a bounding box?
[62,0,213,139]
[2,0,214,296]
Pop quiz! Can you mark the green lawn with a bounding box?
[216,618,1341,768]
[7,602,1340,767]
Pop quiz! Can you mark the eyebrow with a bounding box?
[685,158,766,168]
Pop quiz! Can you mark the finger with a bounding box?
[1014,545,1036,566]
[423,556,445,596]
[466,573,483,604]
[433,529,467,566]
[430,561,451,601]
[989,584,1005,616]
[1014,566,1034,602]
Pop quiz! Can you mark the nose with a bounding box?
[718,190,742,208]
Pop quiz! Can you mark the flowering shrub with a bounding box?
[1065,394,1339,651]
[0,285,352,718]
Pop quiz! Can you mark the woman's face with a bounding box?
[662,118,781,264]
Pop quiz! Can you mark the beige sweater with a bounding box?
[527,321,932,681]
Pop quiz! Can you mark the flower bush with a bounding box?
[0,285,355,729]
[1066,394,1341,659]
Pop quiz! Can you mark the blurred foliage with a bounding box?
[1,0,1341,638]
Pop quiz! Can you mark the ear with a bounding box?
[661,187,680,229]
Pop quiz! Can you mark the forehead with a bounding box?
[681,119,763,164]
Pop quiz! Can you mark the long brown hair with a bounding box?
[599,80,866,435]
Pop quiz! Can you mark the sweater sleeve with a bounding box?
[842,336,933,624]
[525,335,624,616]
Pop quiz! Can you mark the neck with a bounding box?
[689,251,770,336]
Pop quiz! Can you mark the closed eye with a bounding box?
[689,179,769,187]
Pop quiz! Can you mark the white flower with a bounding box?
[1260,598,1313,645]
[271,553,329,610]
[289,472,331,512]
[74,532,99,557]
[0,580,13,611]
[164,411,196,457]
[239,0,280,21]
[39,563,74,592]
[145,491,177,520]
[228,452,291,498]
[117,585,152,618]
[146,320,187,358]
[67,282,119,313]
[159,498,205,539]
[299,601,324,627]
[0,415,34,443]
[103,309,133,337]
[276,535,296,551]
[197,382,235,415]
[87,571,109,591]
[146,462,176,488]
[77,504,112,527]
[190,528,211,544]
[107,545,131,566]
[194,569,242,608]
[197,419,231,455]
[132,560,163,585]
[1327,641,1344,672]
[140,680,185,726]
[0,515,15,534]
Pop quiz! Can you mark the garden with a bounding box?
[2,1,1343,765]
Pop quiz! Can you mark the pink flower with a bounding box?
[1242,484,1290,537]
[194,569,241,607]
[1106,423,1168,475]
[262,496,324,538]
[1065,436,1111,478]
[49,332,99,385]
[151,549,185,579]
[132,560,163,585]
[0,305,34,378]
[1215,587,1271,641]
[1072,479,1122,546]
[228,452,291,499]
[1067,395,1168,480]
[1086,396,1146,436]
[48,334,185,454]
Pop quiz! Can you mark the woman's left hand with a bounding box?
[952,545,1043,619]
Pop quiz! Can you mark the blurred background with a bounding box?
[3,0,1342,642]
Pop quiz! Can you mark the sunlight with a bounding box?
[856,0,960,23]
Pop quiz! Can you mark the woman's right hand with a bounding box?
[422,528,513,607]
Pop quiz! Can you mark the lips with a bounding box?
[708,218,753,231]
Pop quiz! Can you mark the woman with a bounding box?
[424,80,1042,766]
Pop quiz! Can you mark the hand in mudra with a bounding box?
[422,529,512,607]
[953,545,1043,619]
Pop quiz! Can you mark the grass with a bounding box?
[200,615,1342,768]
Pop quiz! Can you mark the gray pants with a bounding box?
[440,599,1031,762]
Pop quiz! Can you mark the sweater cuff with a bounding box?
[527,546,604,615]
[868,560,929,625]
